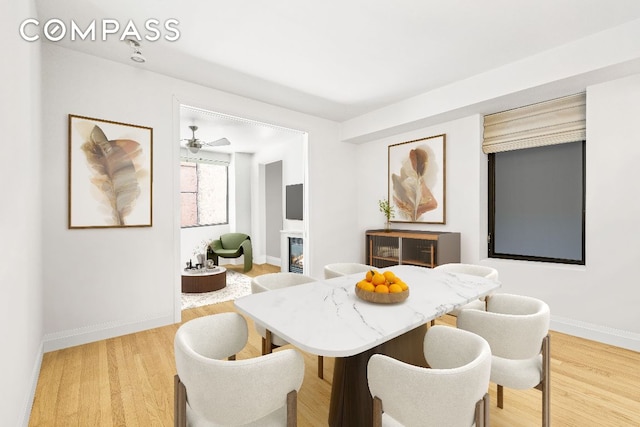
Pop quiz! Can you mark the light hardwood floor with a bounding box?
[29,264,640,426]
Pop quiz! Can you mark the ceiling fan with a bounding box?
[181,125,231,153]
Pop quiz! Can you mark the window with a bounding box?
[484,93,586,265]
[180,161,228,227]
[488,142,585,264]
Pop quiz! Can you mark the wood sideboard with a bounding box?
[366,229,460,269]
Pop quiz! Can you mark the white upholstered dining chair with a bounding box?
[367,325,492,427]
[323,262,372,279]
[251,272,327,379]
[457,293,551,427]
[173,312,304,427]
[433,263,499,316]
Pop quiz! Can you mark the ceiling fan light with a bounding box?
[187,144,200,154]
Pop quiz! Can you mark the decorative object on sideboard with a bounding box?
[388,134,446,224]
[196,253,205,268]
[68,114,153,229]
[378,198,395,232]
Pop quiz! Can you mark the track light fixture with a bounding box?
[127,39,146,63]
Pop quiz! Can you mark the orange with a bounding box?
[365,270,373,282]
[388,283,403,293]
[357,279,369,289]
[374,284,390,293]
[383,271,396,282]
[396,281,409,291]
[361,282,375,292]
[372,273,386,286]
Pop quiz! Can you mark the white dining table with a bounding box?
[234,264,501,426]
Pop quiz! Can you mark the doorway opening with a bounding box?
[177,104,308,279]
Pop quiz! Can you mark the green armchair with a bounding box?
[210,233,253,272]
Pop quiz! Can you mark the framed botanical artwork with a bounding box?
[68,114,153,228]
[388,134,446,224]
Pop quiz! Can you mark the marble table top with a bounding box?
[234,265,501,357]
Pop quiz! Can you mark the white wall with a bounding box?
[40,43,353,351]
[348,19,640,351]
[483,76,640,350]
[265,160,283,261]
[252,136,305,266]
[181,224,230,268]
[355,76,640,351]
[41,46,177,350]
[1,2,43,425]
[355,115,485,260]
[233,152,253,235]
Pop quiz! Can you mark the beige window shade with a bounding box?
[483,93,586,154]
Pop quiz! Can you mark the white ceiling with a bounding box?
[179,105,304,154]
[35,0,640,151]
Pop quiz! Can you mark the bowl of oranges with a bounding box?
[355,269,409,304]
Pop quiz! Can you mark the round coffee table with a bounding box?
[181,267,227,293]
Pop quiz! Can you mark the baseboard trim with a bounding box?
[266,256,280,266]
[21,342,43,427]
[551,315,640,352]
[43,313,175,352]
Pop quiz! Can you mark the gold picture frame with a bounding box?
[388,134,446,224]
[68,114,153,228]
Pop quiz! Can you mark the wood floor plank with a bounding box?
[96,340,113,426]
[29,350,64,425]
[105,338,126,426]
[121,334,151,427]
[77,342,103,426]
[134,328,174,425]
[57,347,82,425]
[29,264,640,426]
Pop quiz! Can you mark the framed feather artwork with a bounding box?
[68,114,153,228]
[388,134,445,224]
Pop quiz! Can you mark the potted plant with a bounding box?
[378,199,395,232]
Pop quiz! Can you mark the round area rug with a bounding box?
[181,270,252,309]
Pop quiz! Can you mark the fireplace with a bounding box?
[288,237,303,274]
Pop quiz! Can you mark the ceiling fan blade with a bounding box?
[206,137,231,147]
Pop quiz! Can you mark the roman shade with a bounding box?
[482,93,586,154]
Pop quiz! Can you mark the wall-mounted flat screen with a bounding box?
[285,183,303,220]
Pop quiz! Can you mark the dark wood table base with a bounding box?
[328,324,429,427]
[181,270,226,293]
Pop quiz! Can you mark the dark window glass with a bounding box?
[489,141,585,264]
